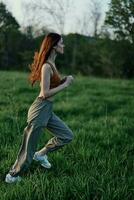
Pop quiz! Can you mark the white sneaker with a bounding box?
[33,152,51,169]
[5,173,22,183]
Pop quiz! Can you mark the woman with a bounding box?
[5,32,74,183]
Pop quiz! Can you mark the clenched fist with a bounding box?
[64,75,74,87]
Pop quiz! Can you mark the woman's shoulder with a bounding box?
[45,61,56,72]
[42,63,53,76]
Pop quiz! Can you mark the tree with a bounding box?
[104,0,134,78]
[23,0,73,35]
[79,0,102,37]
[104,0,134,43]
[0,2,19,31]
[0,2,20,68]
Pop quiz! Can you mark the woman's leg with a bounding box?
[7,98,53,178]
[37,112,74,156]
[9,122,45,177]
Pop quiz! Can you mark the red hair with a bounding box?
[28,32,61,87]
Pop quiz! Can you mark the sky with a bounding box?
[1,0,111,36]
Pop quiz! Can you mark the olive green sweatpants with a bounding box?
[9,97,74,177]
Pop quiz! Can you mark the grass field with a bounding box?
[0,71,133,200]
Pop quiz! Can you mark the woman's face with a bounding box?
[55,37,65,54]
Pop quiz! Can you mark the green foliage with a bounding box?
[0,3,36,70]
[104,0,134,77]
[0,2,20,68]
[0,2,19,31]
[105,0,134,43]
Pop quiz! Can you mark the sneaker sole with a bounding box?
[5,177,21,183]
[33,157,51,169]
[41,163,51,169]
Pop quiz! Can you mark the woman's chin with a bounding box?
[58,50,64,54]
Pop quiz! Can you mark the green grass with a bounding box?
[0,70,133,200]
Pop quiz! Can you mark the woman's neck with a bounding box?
[47,49,57,65]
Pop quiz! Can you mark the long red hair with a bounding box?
[28,32,61,87]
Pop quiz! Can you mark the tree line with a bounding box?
[0,1,134,78]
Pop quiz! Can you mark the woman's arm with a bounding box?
[41,63,67,99]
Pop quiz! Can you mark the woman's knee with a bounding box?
[65,129,74,142]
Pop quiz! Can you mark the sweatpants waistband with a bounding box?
[36,96,53,104]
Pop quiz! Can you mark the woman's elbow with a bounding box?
[42,91,49,99]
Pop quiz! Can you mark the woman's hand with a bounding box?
[63,75,74,88]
